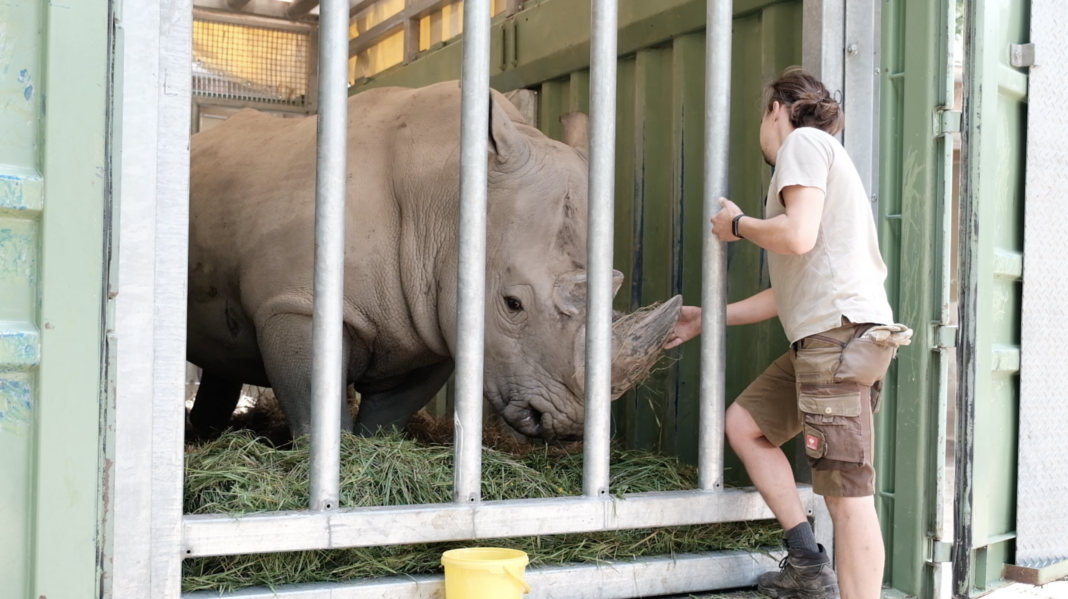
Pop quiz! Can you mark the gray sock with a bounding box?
[785,522,819,553]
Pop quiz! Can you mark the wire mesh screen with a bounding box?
[192,19,311,106]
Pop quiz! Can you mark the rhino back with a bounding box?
[187,86,464,385]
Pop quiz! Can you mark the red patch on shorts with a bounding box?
[805,434,821,451]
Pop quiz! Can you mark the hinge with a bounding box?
[928,539,954,563]
[1009,43,1036,68]
[936,110,962,136]
[934,324,957,349]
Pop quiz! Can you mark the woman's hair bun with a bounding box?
[764,67,844,136]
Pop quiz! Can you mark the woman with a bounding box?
[666,68,905,599]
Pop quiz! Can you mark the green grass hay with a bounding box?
[183,420,782,593]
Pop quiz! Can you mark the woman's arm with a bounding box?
[711,185,825,255]
[663,288,778,349]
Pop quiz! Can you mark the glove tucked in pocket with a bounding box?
[836,337,897,386]
[798,381,867,471]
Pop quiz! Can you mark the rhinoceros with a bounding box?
[186,81,682,441]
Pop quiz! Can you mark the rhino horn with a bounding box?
[607,295,683,397]
[572,295,683,399]
[560,112,589,159]
[553,269,624,317]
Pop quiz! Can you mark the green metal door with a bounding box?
[954,0,1029,595]
[878,0,961,595]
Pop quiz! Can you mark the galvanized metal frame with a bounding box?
[308,0,350,512]
[109,1,193,597]
[181,551,786,598]
[582,0,618,499]
[104,1,848,597]
[182,487,820,557]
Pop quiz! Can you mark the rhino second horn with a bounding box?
[608,295,683,397]
[553,269,625,317]
[560,112,589,159]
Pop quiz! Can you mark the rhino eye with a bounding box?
[504,296,523,312]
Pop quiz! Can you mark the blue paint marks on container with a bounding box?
[23,85,33,101]
[0,377,34,435]
[18,69,28,82]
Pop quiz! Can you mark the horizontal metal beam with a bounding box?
[349,0,378,19]
[181,550,785,598]
[407,0,457,20]
[286,0,320,20]
[192,8,316,33]
[349,12,406,57]
[183,487,816,558]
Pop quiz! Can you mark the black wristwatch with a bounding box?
[732,214,746,239]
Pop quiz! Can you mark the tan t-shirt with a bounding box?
[765,127,893,342]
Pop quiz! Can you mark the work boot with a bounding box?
[757,544,840,599]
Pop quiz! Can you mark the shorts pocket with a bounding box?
[794,346,844,385]
[836,337,896,386]
[799,382,866,471]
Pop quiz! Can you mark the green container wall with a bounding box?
[353,0,803,477]
[0,1,111,598]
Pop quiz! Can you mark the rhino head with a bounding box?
[478,96,682,441]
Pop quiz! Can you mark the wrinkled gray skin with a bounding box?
[186,81,681,441]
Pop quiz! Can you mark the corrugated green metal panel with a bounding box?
[0,1,110,598]
[956,0,1029,593]
[530,4,802,466]
[354,0,805,468]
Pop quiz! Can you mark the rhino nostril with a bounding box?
[509,406,544,437]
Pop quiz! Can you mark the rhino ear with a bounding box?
[560,112,589,159]
[489,93,531,168]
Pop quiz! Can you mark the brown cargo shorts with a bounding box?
[734,321,895,497]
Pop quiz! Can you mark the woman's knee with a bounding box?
[725,403,763,449]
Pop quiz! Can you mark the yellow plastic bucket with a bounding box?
[441,548,531,599]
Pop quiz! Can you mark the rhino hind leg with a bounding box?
[354,359,455,436]
[189,371,244,436]
[258,313,355,438]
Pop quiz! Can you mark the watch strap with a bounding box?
[732,214,746,238]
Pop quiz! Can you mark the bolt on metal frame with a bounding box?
[113,1,838,598]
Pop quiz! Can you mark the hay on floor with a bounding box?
[183,422,783,593]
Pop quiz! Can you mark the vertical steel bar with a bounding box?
[309,0,349,511]
[582,0,618,498]
[453,0,492,504]
[697,0,731,491]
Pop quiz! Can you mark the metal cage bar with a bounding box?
[182,487,821,557]
[181,551,785,599]
[581,0,618,499]
[308,0,350,512]
[697,0,731,491]
[452,0,493,504]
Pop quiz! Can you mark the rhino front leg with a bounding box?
[258,313,354,438]
[189,371,244,436]
[354,359,455,436]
